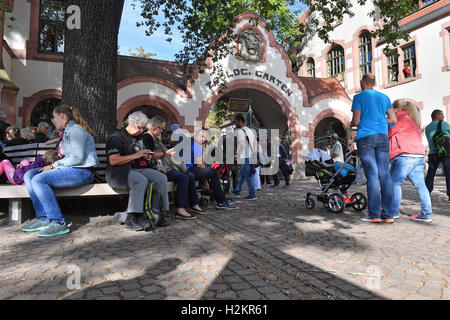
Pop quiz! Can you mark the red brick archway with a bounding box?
[20,89,62,127]
[197,79,304,163]
[117,95,185,129]
[308,109,351,151]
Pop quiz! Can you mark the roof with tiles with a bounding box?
[298,76,350,104]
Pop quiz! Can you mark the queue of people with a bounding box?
[0,85,448,237]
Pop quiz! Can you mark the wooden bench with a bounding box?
[0,143,177,225]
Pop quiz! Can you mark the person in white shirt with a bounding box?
[330,133,344,163]
[231,113,257,200]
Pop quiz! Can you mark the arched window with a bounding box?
[39,0,66,54]
[307,58,315,77]
[327,46,345,78]
[359,32,372,79]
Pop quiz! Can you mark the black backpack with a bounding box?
[432,121,450,157]
[143,182,162,230]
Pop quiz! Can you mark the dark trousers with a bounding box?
[260,163,272,184]
[273,158,290,185]
[425,154,450,199]
[166,170,199,208]
[188,166,225,204]
[229,164,239,190]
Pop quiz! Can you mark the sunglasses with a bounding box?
[136,125,147,131]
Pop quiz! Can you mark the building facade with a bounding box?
[297,0,450,136]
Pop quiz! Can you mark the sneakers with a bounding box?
[242,195,257,201]
[411,213,432,223]
[360,215,382,223]
[393,213,400,219]
[216,199,237,210]
[230,190,240,197]
[157,211,171,227]
[125,212,144,231]
[37,222,70,237]
[21,219,50,232]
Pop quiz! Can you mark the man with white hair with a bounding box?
[330,133,344,163]
[106,111,170,231]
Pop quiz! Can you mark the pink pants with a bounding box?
[0,159,30,185]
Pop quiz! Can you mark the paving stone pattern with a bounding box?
[0,177,449,300]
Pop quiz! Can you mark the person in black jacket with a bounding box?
[0,110,11,142]
[5,127,28,147]
[271,137,290,187]
[33,121,50,143]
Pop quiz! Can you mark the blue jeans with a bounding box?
[234,158,256,197]
[390,156,432,215]
[24,167,94,224]
[425,154,450,199]
[356,134,394,219]
[166,170,199,208]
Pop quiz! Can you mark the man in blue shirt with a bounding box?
[187,128,236,210]
[351,73,397,223]
[425,109,450,204]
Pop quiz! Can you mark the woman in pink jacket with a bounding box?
[389,99,432,222]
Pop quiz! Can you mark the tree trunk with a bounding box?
[62,0,124,142]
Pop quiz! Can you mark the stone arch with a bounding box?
[20,89,62,127]
[197,79,304,162]
[117,95,185,129]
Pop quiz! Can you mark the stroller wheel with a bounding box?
[351,192,367,211]
[305,198,315,209]
[328,193,344,213]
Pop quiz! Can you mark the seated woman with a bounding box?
[20,104,98,237]
[34,121,50,143]
[4,127,28,147]
[144,116,204,220]
[389,99,432,222]
[0,149,59,185]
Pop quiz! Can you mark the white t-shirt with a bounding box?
[237,126,256,159]
[330,141,344,163]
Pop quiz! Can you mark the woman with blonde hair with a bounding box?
[389,99,432,222]
[21,104,99,236]
[34,121,50,142]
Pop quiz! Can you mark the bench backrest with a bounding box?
[2,143,108,181]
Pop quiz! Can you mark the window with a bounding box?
[307,58,315,77]
[327,46,345,78]
[359,32,372,79]
[387,51,399,83]
[38,0,66,54]
[403,44,416,78]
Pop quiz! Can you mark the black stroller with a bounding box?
[304,150,367,213]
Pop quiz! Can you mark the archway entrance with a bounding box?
[314,117,347,151]
[199,79,302,166]
[30,98,61,127]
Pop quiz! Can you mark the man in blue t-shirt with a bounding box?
[187,128,236,210]
[351,73,397,223]
[424,109,450,203]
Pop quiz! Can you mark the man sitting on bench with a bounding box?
[186,128,236,211]
[105,111,170,231]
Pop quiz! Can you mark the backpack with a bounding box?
[143,182,162,230]
[432,121,450,157]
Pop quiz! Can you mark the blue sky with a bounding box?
[118,0,307,62]
[118,0,184,61]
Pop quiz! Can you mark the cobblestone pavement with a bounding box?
[0,177,449,300]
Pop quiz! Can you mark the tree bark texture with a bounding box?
[62,0,124,142]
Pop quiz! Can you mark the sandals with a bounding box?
[188,207,207,215]
[175,212,197,220]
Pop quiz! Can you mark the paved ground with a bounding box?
[0,177,449,300]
